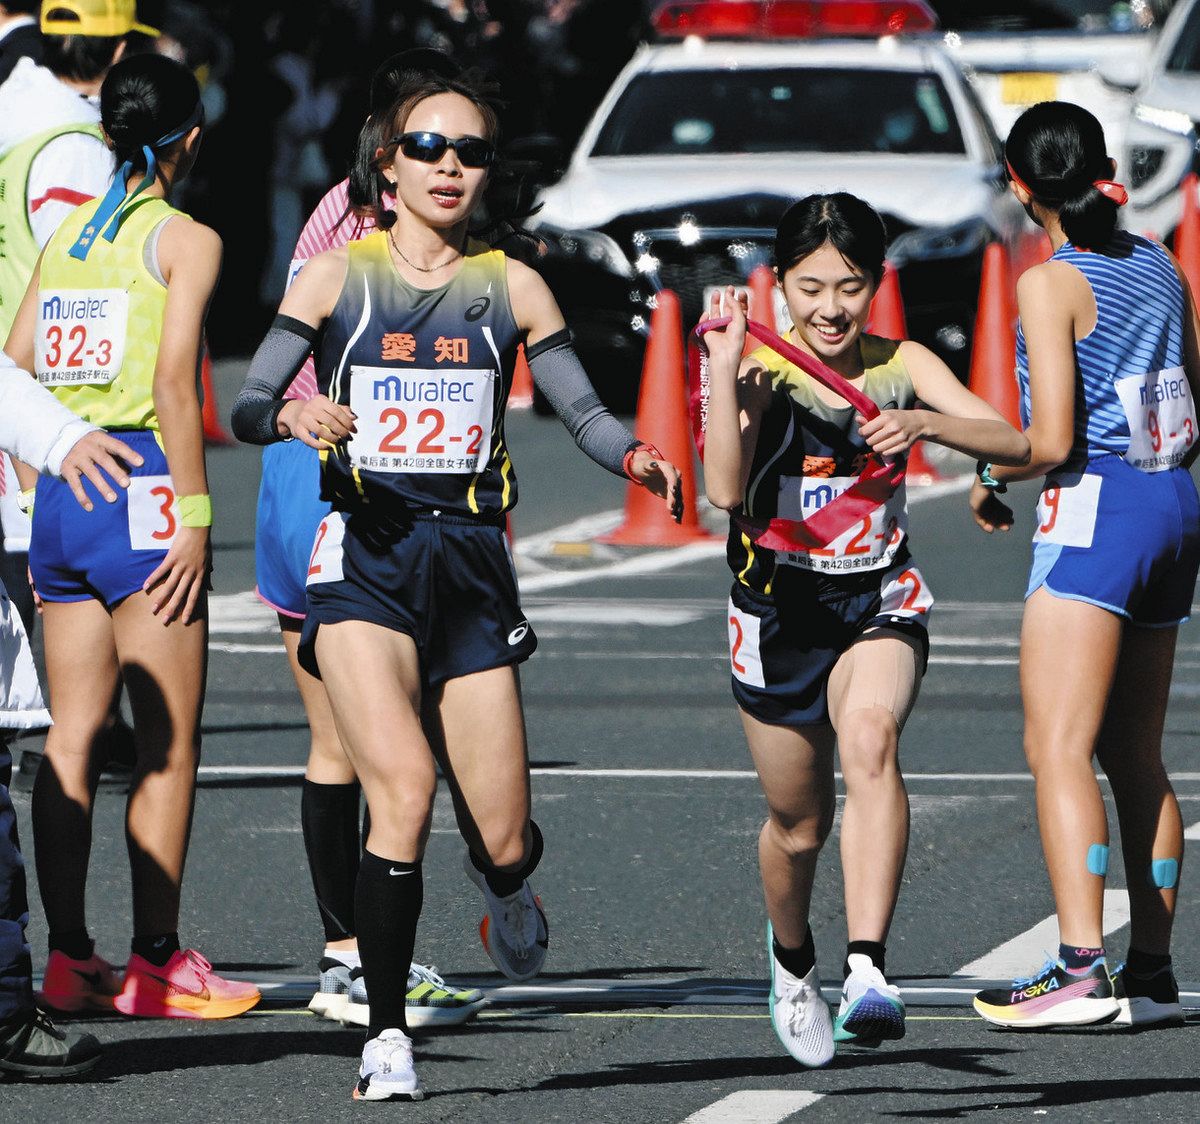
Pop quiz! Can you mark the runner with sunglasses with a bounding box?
[970,102,1200,1030]
[247,49,485,1035]
[233,70,682,1101]
[5,53,260,1020]
[700,193,1027,1067]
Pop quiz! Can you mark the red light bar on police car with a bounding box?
[652,0,938,39]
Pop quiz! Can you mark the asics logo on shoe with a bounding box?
[389,867,414,877]
[507,622,529,645]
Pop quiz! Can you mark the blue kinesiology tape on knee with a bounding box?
[1149,858,1179,890]
[1086,843,1109,877]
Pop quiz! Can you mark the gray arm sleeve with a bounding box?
[525,329,638,477]
[230,315,320,445]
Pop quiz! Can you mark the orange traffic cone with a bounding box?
[968,243,1021,429]
[867,262,906,339]
[905,440,942,485]
[202,344,233,445]
[1175,173,1200,298]
[509,343,534,410]
[744,264,777,356]
[599,290,715,546]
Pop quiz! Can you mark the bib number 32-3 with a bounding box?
[36,288,128,386]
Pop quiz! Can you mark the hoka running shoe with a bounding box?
[1111,963,1185,1028]
[309,957,353,1022]
[38,950,122,1013]
[113,949,261,1019]
[463,853,548,981]
[340,963,486,1029]
[766,923,834,1068]
[353,1029,424,1102]
[974,954,1118,1028]
[834,954,905,1045]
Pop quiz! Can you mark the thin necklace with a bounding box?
[389,226,462,273]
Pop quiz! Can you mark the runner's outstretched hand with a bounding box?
[143,526,211,625]
[969,479,1014,533]
[629,448,684,523]
[701,286,748,371]
[60,430,144,510]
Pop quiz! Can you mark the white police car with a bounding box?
[531,25,1026,408]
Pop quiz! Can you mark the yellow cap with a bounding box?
[41,1,160,38]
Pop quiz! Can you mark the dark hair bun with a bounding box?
[100,53,200,169]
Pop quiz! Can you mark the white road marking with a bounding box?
[682,1091,823,1124]
[211,641,286,654]
[1185,820,1200,841]
[957,889,1131,979]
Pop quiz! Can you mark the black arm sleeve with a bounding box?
[229,315,322,445]
[525,329,638,477]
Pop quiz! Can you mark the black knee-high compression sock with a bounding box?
[300,780,361,942]
[356,850,423,1039]
[469,820,544,897]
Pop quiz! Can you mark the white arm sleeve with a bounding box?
[0,351,97,476]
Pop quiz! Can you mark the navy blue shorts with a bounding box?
[1026,456,1200,627]
[728,555,933,727]
[255,440,331,619]
[30,429,175,609]
[300,508,536,687]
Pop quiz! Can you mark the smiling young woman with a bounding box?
[701,192,1027,1067]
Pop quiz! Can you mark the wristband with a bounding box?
[623,442,664,483]
[976,461,1007,493]
[178,493,212,528]
[15,488,35,516]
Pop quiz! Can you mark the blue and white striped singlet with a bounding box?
[1016,231,1187,470]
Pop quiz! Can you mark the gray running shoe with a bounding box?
[462,852,548,981]
[340,963,486,1029]
[0,1007,102,1079]
[308,958,353,1022]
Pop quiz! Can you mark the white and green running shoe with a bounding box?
[340,963,486,1029]
[834,954,905,1045]
[766,923,834,1068]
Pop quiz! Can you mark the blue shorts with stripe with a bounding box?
[255,440,331,619]
[728,554,932,727]
[1026,455,1200,627]
[300,508,536,687]
[30,429,171,608]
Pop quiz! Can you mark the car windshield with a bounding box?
[928,0,1169,31]
[1166,2,1200,71]
[591,68,966,157]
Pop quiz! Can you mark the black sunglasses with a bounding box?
[391,131,495,168]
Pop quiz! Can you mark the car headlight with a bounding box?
[1133,103,1195,138]
[887,218,991,266]
[542,226,633,278]
[1129,145,1166,189]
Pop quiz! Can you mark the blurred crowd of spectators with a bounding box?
[154,0,648,354]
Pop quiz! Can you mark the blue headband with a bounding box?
[69,102,204,261]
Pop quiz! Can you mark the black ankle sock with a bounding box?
[844,939,887,978]
[1126,947,1172,976]
[301,780,361,942]
[357,850,423,1039]
[470,820,543,898]
[772,927,815,978]
[48,928,93,961]
[132,932,180,967]
[1059,943,1104,969]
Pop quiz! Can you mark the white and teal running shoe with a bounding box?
[766,923,834,1068]
[834,954,905,1045]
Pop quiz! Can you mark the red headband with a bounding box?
[1005,160,1128,207]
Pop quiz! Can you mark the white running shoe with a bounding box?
[353,1029,424,1102]
[835,954,905,1045]
[340,963,487,1029]
[766,924,834,1068]
[309,958,353,1022]
[463,852,548,981]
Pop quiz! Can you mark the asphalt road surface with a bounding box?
[4,363,1199,1121]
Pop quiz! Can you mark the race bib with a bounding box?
[305,513,347,585]
[127,476,178,551]
[36,288,128,386]
[347,366,495,474]
[1032,473,1101,548]
[878,561,935,620]
[727,599,765,688]
[774,474,907,573]
[1115,366,1196,472]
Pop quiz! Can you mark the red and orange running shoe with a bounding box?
[38,950,123,1013]
[113,949,261,1019]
